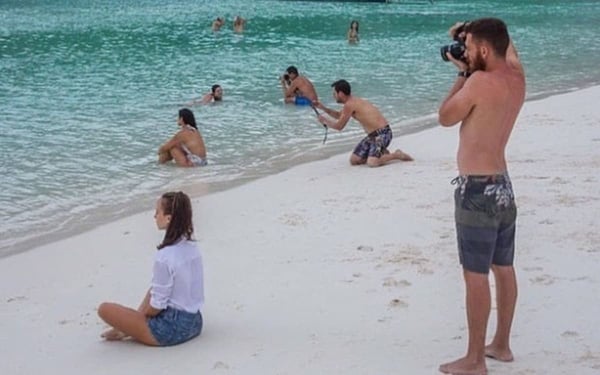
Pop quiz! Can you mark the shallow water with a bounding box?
[1,0,599,256]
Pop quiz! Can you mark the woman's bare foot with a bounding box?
[394,149,414,161]
[101,328,127,341]
[439,356,487,375]
[485,344,514,362]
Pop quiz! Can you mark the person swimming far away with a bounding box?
[186,84,223,106]
[347,20,359,43]
[233,16,246,33]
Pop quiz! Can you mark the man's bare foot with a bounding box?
[485,344,514,362]
[439,356,487,375]
[101,328,127,341]
[394,149,414,161]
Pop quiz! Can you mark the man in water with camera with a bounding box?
[438,18,524,375]
[280,66,318,106]
[314,79,413,167]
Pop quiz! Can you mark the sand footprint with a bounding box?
[382,277,411,288]
[561,330,579,338]
[388,298,408,308]
[530,274,557,285]
[213,361,230,370]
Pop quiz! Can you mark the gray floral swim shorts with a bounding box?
[453,172,517,274]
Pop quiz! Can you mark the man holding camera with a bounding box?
[438,18,525,375]
[280,66,318,106]
[315,79,413,167]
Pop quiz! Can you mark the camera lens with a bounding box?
[440,45,451,61]
[440,41,466,62]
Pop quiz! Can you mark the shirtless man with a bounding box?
[315,79,413,167]
[158,108,207,167]
[437,18,525,375]
[280,66,318,106]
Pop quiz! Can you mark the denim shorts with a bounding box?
[453,173,517,274]
[148,307,203,346]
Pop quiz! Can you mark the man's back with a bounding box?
[458,64,525,175]
[346,96,389,134]
[294,76,318,101]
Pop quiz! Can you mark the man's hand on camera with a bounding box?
[445,52,468,72]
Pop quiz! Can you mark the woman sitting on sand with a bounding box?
[347,20,359,43]
[98,191,205,346]
[158,108,207,167]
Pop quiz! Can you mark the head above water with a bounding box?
[286,66,299,79]
[178,108,197,129]
[155,191,194,250]
[349,20,359,32]
[211,84,223,101]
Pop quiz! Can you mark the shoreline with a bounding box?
[3,81,599,258]
[1,85,599,374]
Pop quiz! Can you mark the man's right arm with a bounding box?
[315,102,341,119]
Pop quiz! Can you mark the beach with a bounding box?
[1,86,599,374]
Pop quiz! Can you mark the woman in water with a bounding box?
[347,20,359,43]
[157,108,207,167]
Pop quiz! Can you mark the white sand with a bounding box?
[1,86,599,375]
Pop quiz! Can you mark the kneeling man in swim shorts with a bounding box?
[314,79,413,167]
[280,66,318,106]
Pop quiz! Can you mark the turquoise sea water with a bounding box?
[1,0,599,256]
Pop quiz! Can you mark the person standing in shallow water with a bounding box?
[98,191,204,346]
[438,18,525,375]
[347,20,359,43]
[314,79,413,167]
[233,16,246,33]
[158,108,207,167]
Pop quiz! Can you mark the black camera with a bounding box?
[283,74,290,81]
[440,21,469,62]
[440,41,466,62]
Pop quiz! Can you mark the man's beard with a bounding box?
[468,50,486,72]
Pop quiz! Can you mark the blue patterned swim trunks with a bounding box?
[352,125,392,160]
